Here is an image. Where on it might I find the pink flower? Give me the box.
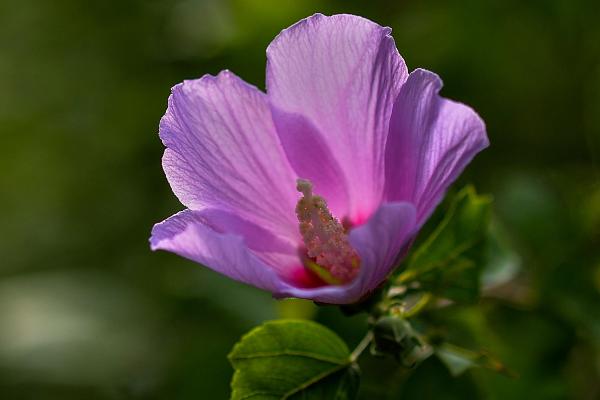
[150,14,488,304]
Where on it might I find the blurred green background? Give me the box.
[1,0,599,398]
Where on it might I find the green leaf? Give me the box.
[228,320,359,400]
[435,343,512,377]
[397,186,493,303]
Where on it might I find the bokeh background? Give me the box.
[1,0,599,398]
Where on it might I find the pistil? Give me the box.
[295,179,360,284]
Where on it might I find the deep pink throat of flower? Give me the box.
[150,13,489,304]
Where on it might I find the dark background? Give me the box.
[1,0,598,398]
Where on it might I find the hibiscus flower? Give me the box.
[151,14,488,304]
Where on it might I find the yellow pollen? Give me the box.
[295,179,360,284]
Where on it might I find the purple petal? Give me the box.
[160,70,299,241]
[277,202,417,304]
[267,14,408,223]
[384,69,489,225]
[270,107,349,217]
[150,209,298,291]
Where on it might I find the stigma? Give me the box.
[295,179,360,285]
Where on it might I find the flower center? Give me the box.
[295,179,360,285]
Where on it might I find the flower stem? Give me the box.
[350,331,373,363]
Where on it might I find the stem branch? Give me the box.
[350,331,373,363]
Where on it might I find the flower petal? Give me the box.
[276,202,416,304]
[160,70,299,240]
[267,13,408,222]
[150,209,296,292]
[346,202,417,299]
[384,69,489,225]
[270,107,349,218]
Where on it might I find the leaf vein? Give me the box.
[282,364,350,399]
[230,350,347,365]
